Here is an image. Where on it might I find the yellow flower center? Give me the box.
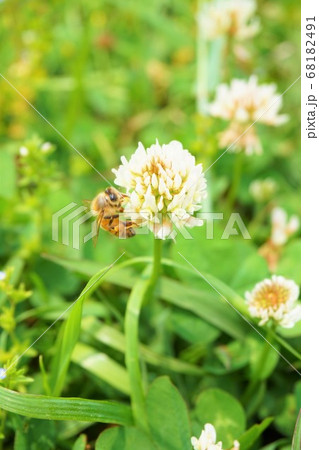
[254,284,289,310]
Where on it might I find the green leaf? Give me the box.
[238,417,273,449]
[72,434,87,450]
[146,377,192,450]
[13,418,56,450]
[159,277,247,340]
[194,388,246,448]
[230,253,270,294]
[260,439,290,450]
[205,340,250,375]
[292,411,301,450]
[71,342,130,395]
[172,228,265,289]
[95,426,157,450]
[169,310,220,345]
[0,386,133,425]
[275,394,298,437]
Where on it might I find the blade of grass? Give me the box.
[124,266,152,432]
[71,342,130,395]
[82,317,203,376]
[292,410,301,450]
[0,386,132,425]
[50,255,124,396]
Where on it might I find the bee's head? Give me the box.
[105,187,128,205]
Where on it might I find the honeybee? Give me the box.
[90,187,137,242]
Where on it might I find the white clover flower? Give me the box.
[191,423,240,450]
[0,271,6,281]
[208,76,288,155]
[191,424,222,450]
[41,142,53,153]
[271,207,299,246]
[0,368,6,380]
[19,146,29,157]
[245,275,301,328]
[198,0,259,41]
[249,178,277,203]
[112,140,207,239]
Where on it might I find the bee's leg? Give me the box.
[126,228,136,238]
[118,221,136,238]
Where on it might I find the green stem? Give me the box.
[196,19,208,114]
[223,33,233,83]
[149,238,162,289]
[227,151,244,214]
[242,329,273,405]
[269,330,301,360]
[124,238,162,431]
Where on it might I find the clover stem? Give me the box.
[227,151,244,215]
[149,238,162,289]
[124,238,162,431]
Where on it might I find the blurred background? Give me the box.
[0,0,301,261]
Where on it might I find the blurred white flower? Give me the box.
[41,142,54,153]
[245,275,300,328]
[0,271,6,281]
[0,368,6,380]
[19,146,29,157]
[208,76,288,155]
[191,423,240,450]
[198,0,259,41]
[218,124,262,156]
[249,178,277,203]
[271,207,299,246]
[112,140,207,239]
[191,424,222,450]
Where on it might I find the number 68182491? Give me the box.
[306,19,315,79]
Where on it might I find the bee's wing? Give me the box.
[93,212,103,247]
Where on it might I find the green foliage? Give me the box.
[72,434,87,450]
[95,426,156,450]
[13,418,56,450]
[146,377,192,450]
[238,417,273,449]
